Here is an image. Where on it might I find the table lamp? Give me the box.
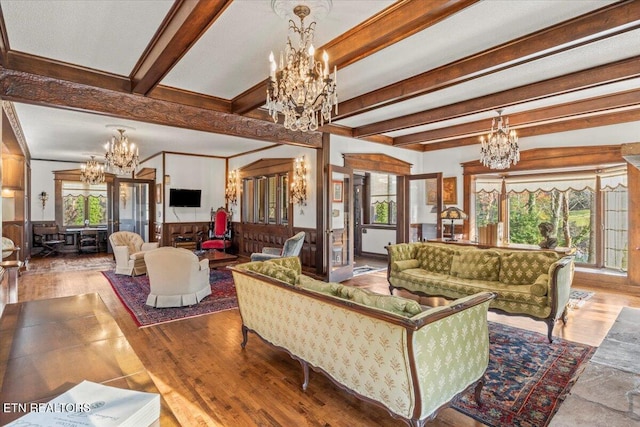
[441,207,468,241]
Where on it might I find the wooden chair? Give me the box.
[33,225,66,257]
[201,207,232,252]
[79,229,99,253]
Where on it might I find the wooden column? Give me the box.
[627,164,640,286]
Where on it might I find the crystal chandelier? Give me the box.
[267,4,338,132]
[80,156,105,185]
[104,128,139,174]
[225,169,238,206]
[480,110,520,170]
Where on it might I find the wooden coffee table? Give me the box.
[197,250,239,269]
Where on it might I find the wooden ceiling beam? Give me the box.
[0,66,322,147]
[130,0,232,95]
[355,56,640,137]
[337,0,640,121]
[395,88,640,146]
[230,0,478,115]
[421,107,640,153]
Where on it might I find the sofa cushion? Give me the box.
[499,251,559,285]
[416,244,455,274]
[451,250,500,281]
[297,275,342,295]
[391,259,420,272]
[339,286,422,317]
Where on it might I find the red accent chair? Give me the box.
[201,207,232,252]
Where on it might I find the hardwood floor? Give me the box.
[5,253,640,426]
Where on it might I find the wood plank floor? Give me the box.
[5,253,640,426]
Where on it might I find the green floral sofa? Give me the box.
[230,257,495,427]
[387,242,575,343]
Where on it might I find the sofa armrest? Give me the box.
[112,245,130,265]
[548,256,575,318]
[141,242,159,251]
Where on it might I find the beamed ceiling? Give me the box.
[0,0,638,163]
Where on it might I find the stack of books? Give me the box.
[7,380,160,427]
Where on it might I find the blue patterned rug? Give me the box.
[103,269,237,328]
[452,321,596,427]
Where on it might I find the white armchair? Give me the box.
[108,231,159,276]
[144,247,211,308]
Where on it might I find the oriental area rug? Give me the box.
[452,321,596,427]
[103,269,237,328]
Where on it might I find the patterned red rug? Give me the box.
[452,321,596,427]
[102,269,237,328]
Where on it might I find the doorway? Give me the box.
[112,179,154,241]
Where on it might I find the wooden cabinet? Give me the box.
[2,154,25,190]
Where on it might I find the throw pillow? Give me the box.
[297,275,342,295]
[530,274,549,297]
[391,259,420,272]
[243,262,298,286]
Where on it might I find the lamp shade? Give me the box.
[441,206,468,220]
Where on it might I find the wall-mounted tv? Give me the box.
[169,188,201,207]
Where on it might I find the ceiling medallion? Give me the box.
[479,110,520,170]
[104,128,139,174]
[267,1,338,132]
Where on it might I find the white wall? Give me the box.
[30,159,81,222]
[163,154,226,223]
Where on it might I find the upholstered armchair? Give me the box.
[250,231,305,262]
[144,247,211,308]
[201,207,232,252]
[109,231,159,276]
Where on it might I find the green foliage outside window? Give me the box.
[64,195,86,226]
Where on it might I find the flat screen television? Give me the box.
[169,188,201,207]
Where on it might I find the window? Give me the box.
[61,181,108,226]
[474,169,627,269]
[368,173,397,225]
[242,173,289,225]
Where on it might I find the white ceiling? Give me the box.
[0,0,636,164]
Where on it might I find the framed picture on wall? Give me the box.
[156,183,162,204]
[426,179,437,205]
[332,180,343,202]
[443,177,457,205]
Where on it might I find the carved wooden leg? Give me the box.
[300,360,310,391]
[562,306,569,323]
[546,319,555,343]
[241,325,248,349]
[388,285,394,295]
[474,379,484,407]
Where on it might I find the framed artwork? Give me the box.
[426,179,437,205]
[443,177,457,205]
[332,180,343,202]
[156,183,162,204]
